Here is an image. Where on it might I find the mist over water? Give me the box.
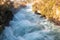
[0,4,60,40]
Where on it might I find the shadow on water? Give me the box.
[0,2,26,34]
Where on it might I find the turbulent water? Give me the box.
[0,4,60,40]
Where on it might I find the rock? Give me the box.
[0,5,13,33]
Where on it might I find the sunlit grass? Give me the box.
[32,0,60,25]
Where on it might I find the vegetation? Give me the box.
[32,0,60,25]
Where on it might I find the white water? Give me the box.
[0,4,60,40]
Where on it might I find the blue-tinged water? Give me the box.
[0,4,60,40]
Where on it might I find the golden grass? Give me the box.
[32,0,60,25]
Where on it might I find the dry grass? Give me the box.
[32,0,60,25]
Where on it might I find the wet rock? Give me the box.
[0,5,13,33]
[35,11,46,18]
[35,11,41,15]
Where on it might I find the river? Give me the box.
[0,4,60,40]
